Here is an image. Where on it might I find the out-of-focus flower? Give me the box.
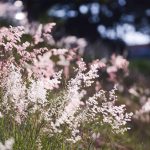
[0,138,14,150]
[0,112,3,118]
[135,98,150,115]
[57,36,87,56]
[129,87,139,97]
[111,54,129,72]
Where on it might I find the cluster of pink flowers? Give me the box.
[130,86,150,122]
[0,23,133,143]
[106,54,129,82]
[47,60,132,142]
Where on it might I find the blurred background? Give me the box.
[0,0,150,59]
[0,0,150,149]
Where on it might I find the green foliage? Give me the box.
[130,60,150,76]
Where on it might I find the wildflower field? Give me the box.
[0,23,150,150]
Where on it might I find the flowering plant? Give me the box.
[0,23,133,149]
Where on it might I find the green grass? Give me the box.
[0,113,148,150]
[130,59,150,75]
